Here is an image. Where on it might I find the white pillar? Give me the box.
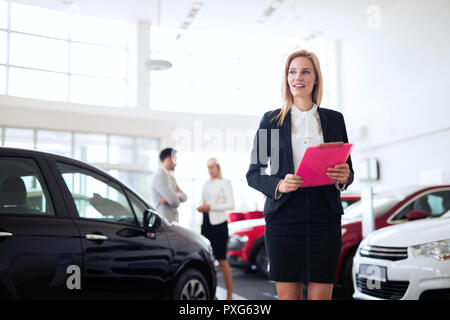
[361,186,375,238]
[137,20,151,110]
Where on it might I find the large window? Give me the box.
[149,27,338,116]
[0,1,136,107]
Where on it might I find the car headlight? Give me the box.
[207,244,215,261]
[341,228,347,236]
[227,234,249,251]
[411,238,450,261]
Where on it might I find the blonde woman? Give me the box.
[246,50,354,300]
[197,157,234,300]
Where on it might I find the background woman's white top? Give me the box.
[201,178,235,225]
[290,103,324,171]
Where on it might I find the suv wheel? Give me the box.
[173,269,209,300]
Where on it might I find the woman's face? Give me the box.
[207,163,219,179]
[287,56,316,100]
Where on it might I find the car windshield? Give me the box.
[343,192,405,220]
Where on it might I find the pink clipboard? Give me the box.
[295,142,354,188]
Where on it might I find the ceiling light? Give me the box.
[257,0,285,23]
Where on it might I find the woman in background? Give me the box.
[197,157,234,300]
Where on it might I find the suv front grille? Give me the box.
[356,275,409,299]
[359,245,408,261]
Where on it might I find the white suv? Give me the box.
[353,212,450,300]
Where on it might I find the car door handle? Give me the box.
[85,234,108,241]
[0,232,13,237]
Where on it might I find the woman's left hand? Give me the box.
[327,163,350,184]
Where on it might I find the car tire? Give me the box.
[342,248,357,298]
[255,245,269,279]
[173,269,210,300]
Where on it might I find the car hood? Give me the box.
[228,218,265,234]
[366,217,450,247]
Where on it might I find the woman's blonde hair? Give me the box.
[207,157,223,179]
[272,49,323,126]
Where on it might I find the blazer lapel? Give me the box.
[280,111,295,174]
[317,107,330,142]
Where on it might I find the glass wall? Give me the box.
[0,1,136,107]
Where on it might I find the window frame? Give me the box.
[124,188,154,228]
[0,154,62,218]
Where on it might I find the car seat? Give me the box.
[413,196,432,216]
[0,176,36,214]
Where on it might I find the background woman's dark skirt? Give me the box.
[201,212,229,260]
[265,186,342,283]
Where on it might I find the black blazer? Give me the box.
[246,107,354,216]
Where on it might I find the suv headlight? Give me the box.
[411,238,450,261]
[227,234,249,251]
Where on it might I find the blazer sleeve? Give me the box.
[175,183,187,203]
[338,112,354,190]
[246,112,283,199]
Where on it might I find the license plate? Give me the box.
[358,264,387,283]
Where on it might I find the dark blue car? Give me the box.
[0,147,216,300]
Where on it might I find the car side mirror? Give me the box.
[143,209,161,238]
[406,209,427,221]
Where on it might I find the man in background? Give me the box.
[150,148,187,222]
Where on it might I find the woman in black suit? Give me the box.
[246,49,354,300]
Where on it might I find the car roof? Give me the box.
[373,184,450,196]
[1,147,90,166]
[0,146,120,177]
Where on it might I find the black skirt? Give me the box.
[265,186,342,284]
[201,213,229,260]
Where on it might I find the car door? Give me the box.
[0,154,82,299]
[53,161,172,299]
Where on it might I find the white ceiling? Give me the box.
[12,0,401,40]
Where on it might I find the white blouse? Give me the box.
[290,103,324,171]
[274,104,345,199]
[201,178,235,225]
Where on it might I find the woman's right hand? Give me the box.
[277,174,304,194]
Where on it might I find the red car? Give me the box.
[227,185,450,297]
[227,194,361,278]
